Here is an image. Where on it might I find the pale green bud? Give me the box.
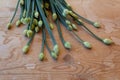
[16,20,21,27]
[51,51,57,60]
[23,10,26,18]
[39,52,44,61]
[50,23,54,30]
[20,0,24,5]
[20,18,24,23]
[65,20,71,25]
[27,30,33,38]
[7,23,12,29]
[34,11,39,18]
[68,25,73,31]
[45,3,49,9]
[30,24,35,30]
[52,13,57,21]
[33,19,38,25]
[62,9,69,17]
[53,45,59,55]
[64,42,71,49]
[103,38,113,45]
[38,20,43,28]
[35,26,40,33]
[22,45,29,54]
[72,24,77,30]
[23,29,28,36]
[83,42,92,49]
[93,22,101,28]
[23,17,31,24]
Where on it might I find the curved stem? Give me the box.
[10,0,20,23]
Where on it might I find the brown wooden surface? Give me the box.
[0,0,120,80]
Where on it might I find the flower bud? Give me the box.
[35,26,40,33]
[78,19,83,24]
[83,41,92,49]
[50,23,54,30]
[33,19,38,25]
[39,52,44,61]
[45,3,49,9]
[20,18,24,23]
[38,20,43,28]
[93,22,100,28]
[62,9,69,17]
[34,11,39,18]
[53,45,59,55]
[23,10,26,18]
[31,24,35,30]
[68,25,73,31]
[67,3,72,9]
[23,29,28,36]
[103,38,113,45]
[20,0,24,5]
[16,20,21,27]
[72,24,77,30]
[65,20,71,25]
[22,45,29,54]
[52,13,57,21]
[7,23,12,29]
[51,51,57,60]
[64,42,71,49]
[23,17,31,24]
[27,30,33,38]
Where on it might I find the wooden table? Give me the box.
[0,0,120,80]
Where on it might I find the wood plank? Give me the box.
[0,0,120,80]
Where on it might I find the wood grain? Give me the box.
[0,0,120,80]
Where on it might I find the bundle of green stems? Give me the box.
[7,0,113,61]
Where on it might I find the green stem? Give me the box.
[36,0,57,45]
[10,0,20,23]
